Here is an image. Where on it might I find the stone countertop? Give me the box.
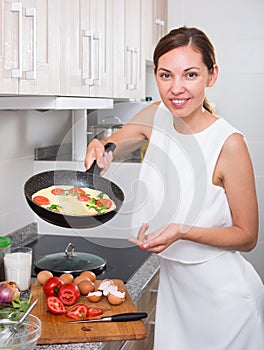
[35,253,160,350]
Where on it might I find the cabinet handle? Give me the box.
[151,289,158,294]
[126,46,134,90]
[11,2,22,78]
[133,48,138,90]
[155,18,164,41]
[82,30,94,86]
[25,8,36,80]
[93,33,102,86]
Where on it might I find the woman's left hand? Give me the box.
[129,223,183,253]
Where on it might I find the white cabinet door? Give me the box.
[19,0,60,95]
[59,0,81,96]
[60,0,112,97]
[144,0,168,62]
[87,0,113,97]
[112,0,145,100]
[0,1,20,93]
[0,0,60,95]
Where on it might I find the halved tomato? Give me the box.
[57,283,80,306]
[65,303,90,320]
[33,196,50,206]
[46,296,66,315]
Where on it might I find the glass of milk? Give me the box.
[3,247,32,291]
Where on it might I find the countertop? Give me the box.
[6,225,160,349]
[35,250,160,350]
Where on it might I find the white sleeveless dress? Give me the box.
[131,103,264,350]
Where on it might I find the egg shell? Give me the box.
[86,291,103,302]
[107,291,126,305]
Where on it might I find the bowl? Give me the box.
[0,314,41,349]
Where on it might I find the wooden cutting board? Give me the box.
[30,280,147,344]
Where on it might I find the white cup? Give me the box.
[3,247,32,291]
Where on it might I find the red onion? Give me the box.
[0,281,20,304]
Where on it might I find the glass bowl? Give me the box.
[0,314,41,349]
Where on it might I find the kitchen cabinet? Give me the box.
[60,0,113,97]
[0,0,149,100]
[121,272,159,350]
[144,0,168,62]
[112,0,145,100]
[102,271,159,350]
[0,0,60,95]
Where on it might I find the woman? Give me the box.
[85,27,264,349]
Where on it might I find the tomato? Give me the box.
[65,303,90,320]
[69,187,86,196]
[88,307,103,318]
[58,283,80,306]
[43,277,64,297]
[97,198,112,209]
[33,196,50,206]
[51,188,65,195]
[77,195,91,202]
[46,296,66,315]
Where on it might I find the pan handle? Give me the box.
[86,142,116,175]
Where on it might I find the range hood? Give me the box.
[0,96,113,110]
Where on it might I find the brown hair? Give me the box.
[153,26,216,114]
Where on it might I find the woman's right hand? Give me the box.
[84,139,113,175]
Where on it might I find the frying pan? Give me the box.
[24,143,124,228]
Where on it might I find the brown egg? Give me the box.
[86,291,103,303]
[80,270,96,282]
[107,291,126,305]
[78,279,95,295]
[37,270,53,285]
[59,273,74,284]
[73,275,90,285]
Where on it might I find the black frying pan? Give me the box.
[24,143,124,229]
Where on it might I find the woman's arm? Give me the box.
[84,103,158,171]
[129,133,258,253]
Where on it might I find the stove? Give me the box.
[27,234,151,283]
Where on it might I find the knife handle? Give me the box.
[110,312,148,322]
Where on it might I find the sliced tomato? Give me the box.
[57,283,80,306]
[33,196,50,206]
[69,187,86,196]
[46,296,66,315]
[43,277,64,297]
[77,194,91,202]
[88,307,103,317]
[96,198,112,209]
[51,188,65,195]
[65,303,90,320]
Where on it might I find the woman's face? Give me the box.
[155,46,217,119]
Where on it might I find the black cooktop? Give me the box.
[27,234,151,283]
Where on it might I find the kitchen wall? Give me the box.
[0,109,72,234]
[167,0,264,279]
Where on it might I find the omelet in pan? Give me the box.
[32,185,115,216]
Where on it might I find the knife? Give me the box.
[64,312,148,324]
